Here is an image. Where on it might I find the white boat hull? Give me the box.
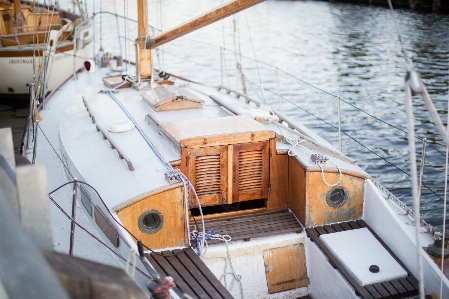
[0,24,93,97]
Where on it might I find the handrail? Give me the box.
[217,85,260,107]
[82,96,134,171]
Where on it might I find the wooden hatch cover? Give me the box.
[141,84,204,111]
[263,244,309,294]
[164,115,275,148]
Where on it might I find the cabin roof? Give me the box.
[59,74,367,208]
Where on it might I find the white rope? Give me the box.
[180,176,191,243]
[317,161,342,187]
[285,136,306,156]
[284,135,312,157]
[202,234,244,298]
[285,135,341,186]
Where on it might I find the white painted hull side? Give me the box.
[0,44,92,95]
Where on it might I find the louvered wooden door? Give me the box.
[232,142,269,202]
[186,146,228,207]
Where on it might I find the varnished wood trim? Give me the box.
[148,0,264,49]
[227,145,233,205]
[190,207,268,221]
[169,159,181,167]
[0,43,73,57]
[180,131,275,148]
[113,182,183,212]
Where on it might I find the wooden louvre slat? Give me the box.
[183,145,228,207]
[195,154,221,197]
[239,149,263,191]
[233,141,269,202]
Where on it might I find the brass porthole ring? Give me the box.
[326,186,348,208]
[138,209,164,234]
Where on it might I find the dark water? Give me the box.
[1,1,448,228]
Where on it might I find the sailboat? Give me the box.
[0,0,92,98]
[6,0,449,298]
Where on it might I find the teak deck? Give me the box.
[145,248,233,299]
[306,220,419,299]
[192,209,303,245]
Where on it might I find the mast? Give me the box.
[137,0,152,78]
[135,0,264,79]
[13,0,25,33]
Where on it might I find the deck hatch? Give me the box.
[306,220,419,299]
[320,227,407,286]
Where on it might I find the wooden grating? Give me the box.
[195,154,221,197]
[145,248,233,299]
[306,220,419,299]
[238,150,263,191]
[191,209,302,245]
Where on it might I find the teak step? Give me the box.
[145,248,233,299]
[306,220,419,299]
[192,209,302,246]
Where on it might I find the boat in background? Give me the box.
[0,0,92,99]
[4,0,449,298]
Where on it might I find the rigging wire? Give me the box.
[440,89,449,299]
[243,11,265,103]
[164,35,447,155]
[48,192,153,280]
[405,82,425,299]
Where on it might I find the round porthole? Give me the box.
[138,209,164,234]
[326,186,348,208]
